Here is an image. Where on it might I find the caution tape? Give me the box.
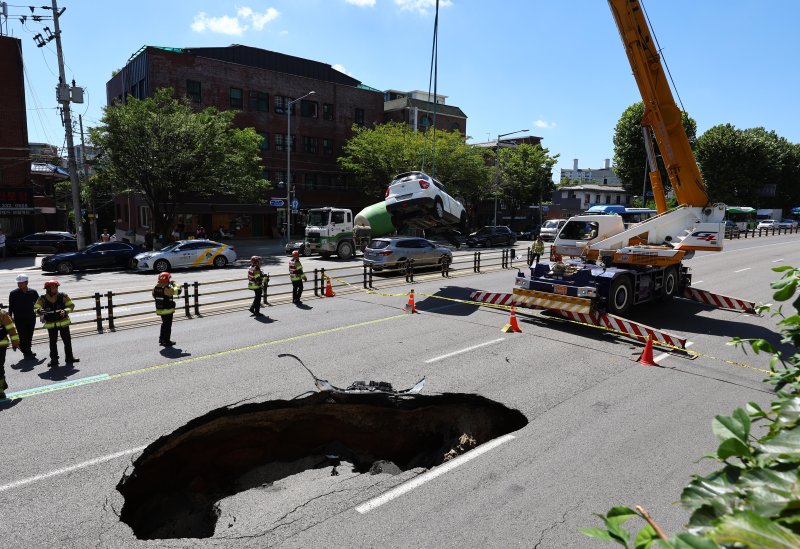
[335,276,774,377]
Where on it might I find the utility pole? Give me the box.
[50,0,85,248]
[79,115,97,243]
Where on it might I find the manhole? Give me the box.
[117,388,527,539]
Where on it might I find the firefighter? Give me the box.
[289,250,307,304]
[531,235,545,265]
[153,272,181,346]
[8,273,39,360]
[248,256,265,316]
[34,280,78,368]
[0,306,20,399]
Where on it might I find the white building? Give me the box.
[560,158,620,186]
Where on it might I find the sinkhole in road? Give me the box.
[117,391,527,540]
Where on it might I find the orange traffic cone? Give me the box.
[501,305,522,333]
[637,335,657,366]
[404,289,417,314]
[324,276,336,297]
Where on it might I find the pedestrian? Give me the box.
[0,227,6,260]
[0,306,20,399]
[153,272,181,346]
[34,280,78,368]
[531,235,545,265]
[144,229,154,251]
[196,225,206,240]
[289,250,307,304]
[101,228,111,242]
[8,273,39,360]
[247,256,265,316]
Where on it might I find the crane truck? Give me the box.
[472,0,755,347]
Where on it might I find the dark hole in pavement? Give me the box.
[117,391,527,539]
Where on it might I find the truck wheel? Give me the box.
[661,266,678,301]
[434,197,444,219]
[337,241,354,260]
[608,276,633,315]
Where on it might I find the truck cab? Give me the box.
[552,215,625,259]
[304,207,356,259]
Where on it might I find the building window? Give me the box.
[305,173,317,190]
[595,194,601,203]
[275,134,287,152]
[450,122,461,132]
[615,195,621,204]
[249,91,268,112]
[355,108,365,126]
[301,100,318,118]
[419,115,432,130]
[322,138,333,156]
[323,103,334,121]
[186,80,201,103]
[138,205,152,229]
[230,87,243,109]
[275,95,295,115]
[605,195,611,204]
[303,136,318,154]
[257,132,269,151]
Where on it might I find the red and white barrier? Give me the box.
[683,287,756,314]
[469,290,515,307]
[546,310,687,350]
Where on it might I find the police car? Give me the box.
[133,240,237,272]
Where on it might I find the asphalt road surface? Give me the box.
[0,234,797,548]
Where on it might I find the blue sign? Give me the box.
[270,199,285,207]
[542,206,549,212]
[291,198,300,210]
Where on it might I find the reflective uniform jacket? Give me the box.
[153,282,181,316]
[34,292,74,329]
[0,309,20,348]
[533,240,545,255]
[289,258,305,282]
[247,265,264,290]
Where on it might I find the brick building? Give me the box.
[106,45,385,241]
[0,36,36,237]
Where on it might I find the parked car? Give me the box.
[465,226,516,247]
[41,241,143,274]
[515,229,533,241]
[363,237,452,275]
[384,171,467,231]
[539,219,567,241]
[284,240,308,256]
[724,220,741,238]
[8,231,77,255]
[757,219,777,230]
[133,239,237,272]
[778,219,798,229]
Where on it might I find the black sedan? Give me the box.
[9,231,77,255]
[41,242,143,274]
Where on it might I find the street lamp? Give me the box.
[286,90,315,244]
[493,128,528,226]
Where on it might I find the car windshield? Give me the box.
[542,221,559,229]
[307,210,329,226]
[159,242,180,252]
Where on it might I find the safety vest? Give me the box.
[0,310,19,348]
[247,266,264,290]
[289,258,304,282]
[153,283,180,316]
[34,292,74,329]
[533,240,545,254]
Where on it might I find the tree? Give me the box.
[338,122,489,199]
[89,88,267,240]
[612,102,697,196]
[497,144,558,225]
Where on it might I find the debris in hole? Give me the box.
[443,433,478,461]
[369,460,402,475]
[278,353,425,395]
[117,390,527,540]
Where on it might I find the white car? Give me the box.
[134,239,237,272]
[756,219,777,230]
[385,171,466,231]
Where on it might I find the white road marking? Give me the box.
[692,280,703,285]
[355,434,515,514]
[654,340,693,363]
[0,446,147,493]
[772,259,784,263]
[734,268,751,273]
[424,338,506,364]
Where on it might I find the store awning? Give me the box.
[726,206,756,214]
[792,207,800,215]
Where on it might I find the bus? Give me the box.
[585,205,657,228]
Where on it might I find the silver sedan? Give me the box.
[362,237,452,275]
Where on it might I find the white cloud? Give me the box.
[191,7,280,35]
[534,119,556,129]
[332,63,353,76]
[345,0,376,6]
[395,0,453,16]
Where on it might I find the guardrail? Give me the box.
[726,225,800,239]
[13,246,527,342]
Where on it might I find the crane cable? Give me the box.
[640,0,686,114]
[420,0,440,176]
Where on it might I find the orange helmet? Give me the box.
[291,250,299,257]
[158,272,171,283]
[44,279,60,289]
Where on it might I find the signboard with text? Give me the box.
[0,188,35,216]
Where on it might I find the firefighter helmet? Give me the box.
[44,279,60,289]
[158,272,172,283]
[291,250,300,257]
[250,255,261,264]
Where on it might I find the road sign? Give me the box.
[270,199,285,207]
[542,206,549,212]
[291,198,300,210]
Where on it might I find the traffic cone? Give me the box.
[501,305,522,333]
[324,276,336,297]
[637,335,657,366]
[404,289,417,314]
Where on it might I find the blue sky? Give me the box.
[6,0,800,179]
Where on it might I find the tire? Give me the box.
[153,259,171,272]
[433,197,444,220]
[127,258,138,270]
[213,255,228,268]
[661,266,678,301]
[337,240,354,260]
[56,261,73,275]
[608,276,633,315]
[396,258,408,276]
